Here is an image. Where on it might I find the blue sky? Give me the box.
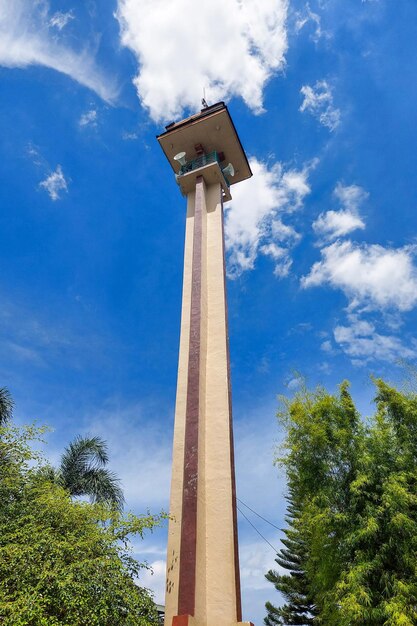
[1,0,417,622]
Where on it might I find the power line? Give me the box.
[237,498,281,532]
[237,505,278,553]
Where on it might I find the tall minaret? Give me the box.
[157,102,253,626]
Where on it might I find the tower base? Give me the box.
[172,616,254,626]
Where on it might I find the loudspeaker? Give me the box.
[222,162,235,178]
[173,151,187,166]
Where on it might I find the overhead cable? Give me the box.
[237,505,279,553]
[237,498,281,532]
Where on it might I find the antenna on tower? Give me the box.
[201,87,208,109]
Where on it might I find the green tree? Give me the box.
[265,490,316,626]
[0,386,13,426]
[0,420,162,626]
[0,387,14,467]
[56,434,125,509]
[334,380,417,625]
[0,387,123,508]
[269,378,417,626]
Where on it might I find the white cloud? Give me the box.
[307,182,414,364]
[138,559,166,604]
[313,183,368,242]
[318,361,332,375]
[313,210,365,240]
[0,297,93,374]
[300,80,340,131]
[334,315,417,363]
[225,157,314,277]
[260,243,287,261]
[0,0,117,102]
[79,109,98,127]
[122,131,139,141]
[39,165,68,200]
[2,340,45,365]
[320,339,333,353]
[334,182,368,212]
[26,142,46,168]
[239,540,278,592]
[295,2,329,42]
[84,404,172,511]
[302,240,417,312]
[116,0,288,121]
[273,257,293,278]
[272,219,301,242]
[49,10,74,31]
[287,376,302,389]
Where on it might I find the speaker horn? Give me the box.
[173,151,187,166]
[222,162,235,178]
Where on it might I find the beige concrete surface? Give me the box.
[165,176,241,626]
[164,190,195,622]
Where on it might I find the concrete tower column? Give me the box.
[157,102,253,626]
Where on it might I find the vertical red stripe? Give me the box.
[178,176,204,616]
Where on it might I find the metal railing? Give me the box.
[178,151,230,187]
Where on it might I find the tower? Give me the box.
[158,102,252,626]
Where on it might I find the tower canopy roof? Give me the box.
[157,102,252,186]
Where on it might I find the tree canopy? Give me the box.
[0,405,162,625]
[0,386,13,426]
[266,378,417,626]
[54,434,124,509]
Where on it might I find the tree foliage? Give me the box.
[267,379,417,626]
[0,386,13,426]
[56,434,124,509]
[0,412,162,625]
[265,490,317,625]
[1,386,124,509]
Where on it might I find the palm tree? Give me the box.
[57,435,124,510]
[0,387,13,426]
[0,387,124,509]
[0,387,14,467]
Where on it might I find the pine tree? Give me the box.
[265,493,317,626]
[266,381,361,625]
